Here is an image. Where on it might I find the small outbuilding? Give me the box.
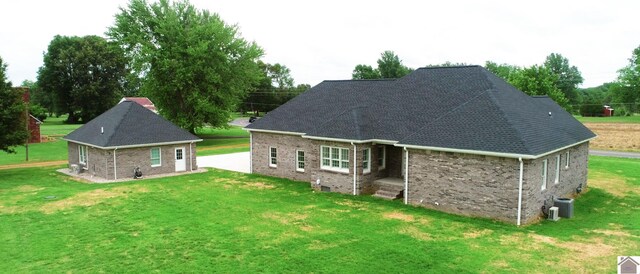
[64,101,201,180]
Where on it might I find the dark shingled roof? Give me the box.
[246,66,595,156]
[64,101,200,148]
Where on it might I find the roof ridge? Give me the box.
[105,102,134,146]
[415,65,481,70]
[322,79,397,83]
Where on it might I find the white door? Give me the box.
[175,147,186,172]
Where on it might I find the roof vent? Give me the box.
[548,112,552,117]
[101,127,104,134]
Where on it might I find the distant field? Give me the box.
[575,115,640,123]
[585,123,640,152]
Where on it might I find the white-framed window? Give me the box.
[321,145,349,172]
[541,159,548,191]
[565,151,570,169]
[269,147,277,167]
[363,148,371,174]
[296,150,305,172]
[151,147,161,167]
[554,154,560,184]
[377,146,386,170]
[79,145,88,165]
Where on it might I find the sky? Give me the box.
[1,0,639,88]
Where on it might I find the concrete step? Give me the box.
[373,189,403,200]
[378,184,404,193]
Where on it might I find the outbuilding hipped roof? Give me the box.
[64,101,200,148]
[246,66,595,157]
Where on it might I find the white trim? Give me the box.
[565,151,570,169]
[352,143,357,195]
[541,159,548,191]
[174,147,186,172]
[554,154,560,184]
[396,137,595,160]
[404,147,409,205]
[296,150,305,172]
[113,148,118,180]
[517,157,523,226]
[362,148,371,174]
[63,138,203,150]
[243,128,304,136]
[150,147,162,167]
[269,147,277,167]
[79,145,88,166]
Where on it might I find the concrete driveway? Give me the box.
[197,152,250,173]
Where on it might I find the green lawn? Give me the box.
[196,126,249,137]
[0,140,67,165]
[39,115,82,136]
[1,156,638,272]
[574,115,640,123]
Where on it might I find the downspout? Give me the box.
[404,147,409,205]
[249,132,253,174]
[189,142,193,172]
[113,148,118,180]
[351,142,357,195]
[517,157,524,226]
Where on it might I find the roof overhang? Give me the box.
[62,138,203,150]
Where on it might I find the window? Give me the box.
[541,159,548,191]
[269,147,277,167]
[565,151,570,169]
[363,148,371,174]
[321,145,349,172]
[554,155,560,184]
[377,146,386,170]
[79,145,87,165]
[151,147,161,167]
[296,150,305,172]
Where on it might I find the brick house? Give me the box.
[63,101,201,180]
[245,66,596,225]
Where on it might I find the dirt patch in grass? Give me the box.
[41,186,149,214]
[463,228,493,239]
[589,229,637,238]
[584,123,640,152]
[589,171,640,197]
[13,185,45,193]
[399,226,431,241]
[262,212,308,225]
[308,239,358,250]
[241,182,275,190]
[334,200,370,210]
[383,211,415,222]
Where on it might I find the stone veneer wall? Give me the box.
[407,149,520,223]
[67,142,197,180]
[520,142,589,224]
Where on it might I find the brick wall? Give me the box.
[520,142,589,224]
[407,149,520,223]
[67,142,198,180]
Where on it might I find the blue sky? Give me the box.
[1,0,639,88]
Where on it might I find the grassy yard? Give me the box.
[575,115,640,123]
[1,156,638,272]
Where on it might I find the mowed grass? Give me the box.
[1,156,638,272]
[575,115,640,123]
[40,115,82,137]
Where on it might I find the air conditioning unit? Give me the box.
[548,206,560,221]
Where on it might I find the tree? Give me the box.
[0,56,28,153]
[351,50,412,80]
[352,64,380,80]
[377,50,412,78]
[544,53,583,106]
[485,61,570,110]
[108,0,263,133]
[613,45,640,114]
[37,35,127,123]
[241,61,308,114]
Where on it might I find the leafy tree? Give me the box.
[108,0,263,133]
[425,61,469,67]
[544,53,583,105]
[351,50,412,80]
[241,61,308,114]
[485,61,570,110]
[613,45,640,114]
[377,50,412,78]
[0,56,28,153]
[352,64,380,80]
[21,80,52,119]
[37,35,127,123]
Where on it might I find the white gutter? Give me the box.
[113,148,117,180]
[243,128,304,136]
[517,157,524,226]
[396,137,595,160]
[249,132,253,174]
[62,139,203,150]
[351,142,357,195]
[404,147,409,204]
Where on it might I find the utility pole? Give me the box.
[24,87,29,161]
